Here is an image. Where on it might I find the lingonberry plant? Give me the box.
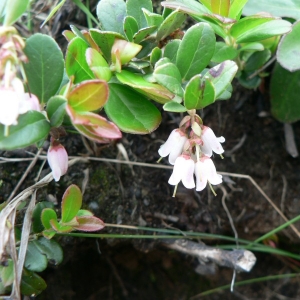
[0,0,296,297]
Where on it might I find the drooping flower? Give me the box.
[158,129,188,165]
[194,156,222,191]
[200,126,225,157]
[168,155,195,189]
[47,139,68,182]
[0,78,40,126]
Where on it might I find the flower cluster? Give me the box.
[0,26,40,130]
[158,110,224,195]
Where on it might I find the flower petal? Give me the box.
[168,156,186,185]
[0,90,20,125]
[201,126,225,156]
[181,158,195,189]
[202,157,222,185]
[194,161,208,191]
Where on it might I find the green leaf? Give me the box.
[150,47,162,66]
[184,75,215,109]
[133,26,157,43]
[70,25,90,45]
[271,63,300,123]
[163,39,181,63]
[116,70,174,104]
[0,111,50,150]
[89,29,125,62]
[176,23,216,81]
[277,20,300,72]
[238,71,261,89]
[0,259,14,287]
[65,37,95,84]
[96,0,126,35]
[244,49,271,72]
[217,83,232,100]
[154,62,183,97]
[230,16,292,43]
[163,101,187,112]
[142,8,164,27]
[126,0,153,28]
[211,0,230,17]
[46,96,67,127]
[32,202,55,233]
[74,216,105,231]
[3,0,29,25]
[24,34,64,103]
[161,0,210,16]
[33,237,63,265]
[41,208,58,230]
[123,16,139,41]
[68,80,109,112]
[61,184,82,223]
[21,269,47,296]
[50,219,73,233]
[239,42,264,52]
[204,60,238,99]
[86,48,112,81]
[77,209,93,217]
[105,83,162,133]
[211,42,238,63]
[25,242,48,272]
[228,0,248,20]
[243,0,300,20]
[156,9,186,41]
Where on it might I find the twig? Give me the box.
[161,239,256,272]
[7,148,43,202]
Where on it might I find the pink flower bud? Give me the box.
[47,141,68,181]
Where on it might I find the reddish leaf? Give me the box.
[61,184,82,223]
[73,216,105,232]
[66,105,122,141]
[68,80,109,112]
[50,219,73,233]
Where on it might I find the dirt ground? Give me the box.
[1,0,300,299]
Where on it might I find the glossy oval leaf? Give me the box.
[46,95,67,127]
[89,29,125,62]
[67,106,122,141]
[277,20,300,72]
[124,16,139,41]
[65,37,95,84]
[21,269,47,296]
[74,216,105,232]
[230,17,292,43]
[154,62,183,97]
[126,0,153,28]
[41,208,58,230]
[163,39,181,63]
[205,60,238,99]
[156,9,186,41]
[0,111,50,150]
[133,26,157,43]
[228,0,248,20]
[176,23,216,81]
[211,42,238,63]
[211,0,230,17]
[142,8,164,27]
[68,80,109,112]
[96,0,126,35]
[61,184,82,223]
[25,242,48,272]
[271,63,300,123]
[184,75,215,109]
[3,0,29,26]
[243,0,300,20]
[105,83,162,134]
[116,70,174,104]
[24,34,64,103]
[32,202,55,233]
[244,49,271,72]
[163,101,187,112]
[150,47,162,66]
[33,237,63,265]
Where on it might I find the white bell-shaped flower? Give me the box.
[201,126,225,157]
[194,156,222,191]
[47,141,68,182]
[168,155,195,189]
[158,129,188,165]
